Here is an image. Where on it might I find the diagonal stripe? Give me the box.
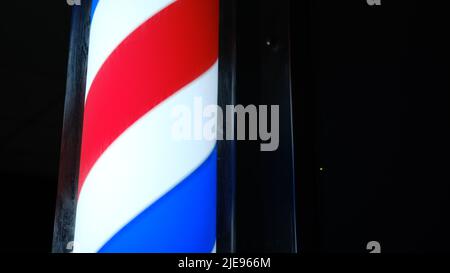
[74,62,218,253]
[79,0,219,192]
[98,147,217,253]
[86,0,175,97]
[90,0,99,19]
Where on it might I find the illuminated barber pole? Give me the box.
[73,0,218,253]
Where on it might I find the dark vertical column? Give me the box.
[52,2,91,253]
[235,0,297,253]
[217,0,238,253]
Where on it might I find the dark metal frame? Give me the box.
[52,2,91,253]
[233,0,297,253]
[217,0,238,253]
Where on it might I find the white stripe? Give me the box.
[86,0,176,100]
[74,62,218,253]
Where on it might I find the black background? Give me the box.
[0,0,450,253]
[292,0,450,252]
[0,2,70,252]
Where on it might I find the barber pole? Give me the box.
[73,0,218,253]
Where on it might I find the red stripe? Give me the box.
[78,0,219,193]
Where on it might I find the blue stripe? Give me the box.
[91,0,99,19]
[98,148,217,253]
